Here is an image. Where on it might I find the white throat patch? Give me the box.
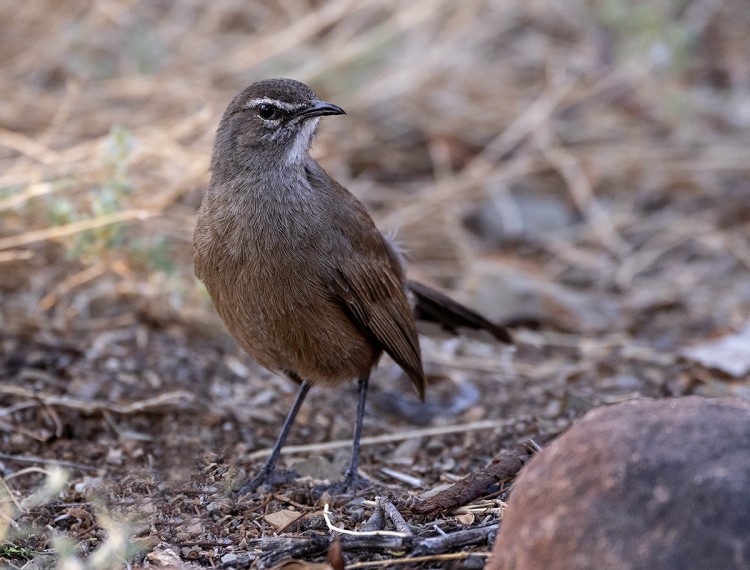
[285,118,318,166]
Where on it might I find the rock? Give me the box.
[488,397,750,570]
[220,553,238,565]
[457,261,620,333]
[464,192,577,243]
[146,546,201,567]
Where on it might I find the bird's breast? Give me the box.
[194,181,376,384]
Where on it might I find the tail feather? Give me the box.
[407,280,513,344]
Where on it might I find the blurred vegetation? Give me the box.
[47,127,132,260]
[598,0,693,72]
[2,1,748,294]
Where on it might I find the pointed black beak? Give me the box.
[293,99,346,120]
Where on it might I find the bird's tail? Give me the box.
[407,280,513,344]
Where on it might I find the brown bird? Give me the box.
[193,78,512,493]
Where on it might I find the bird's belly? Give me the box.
[210,268,378,385]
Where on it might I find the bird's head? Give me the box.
[212,78,346,174]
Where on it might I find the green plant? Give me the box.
[597,0,693,74]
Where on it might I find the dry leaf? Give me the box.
[264,509,302,531]
[456,512,475,525]
[327,535,345,570]
[682,323,750,377]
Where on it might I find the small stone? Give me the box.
[146,547,184,567]
[206,498,232,514]
[185,520,204,535]
[221,553,238,564]
[105,447,123,465]
[302,512,329,531]
[457,261,621,333]
[461,554,488,569]
[425,439,444,456]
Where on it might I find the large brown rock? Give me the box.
[489,397,750,570]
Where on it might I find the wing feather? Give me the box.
[326,260,425,400]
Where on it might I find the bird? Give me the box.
[193,78,512,494]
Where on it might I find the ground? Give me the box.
[1,1,750,568]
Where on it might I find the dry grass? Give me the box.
[2,0,750,567]
[3,1,749,292]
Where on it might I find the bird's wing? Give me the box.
[306,160,425,398]
[326,252,425,400]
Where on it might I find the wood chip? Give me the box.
[265,509,303,532]
[456,512,475,525]
[412,455,526,515]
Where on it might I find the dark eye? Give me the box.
[257,104,280,120]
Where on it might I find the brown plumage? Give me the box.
[193,78,512,493]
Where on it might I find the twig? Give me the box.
[3,466,54,482]
[468,73,577,166]
[378,467,423,488]
[0,453,97,472]
[359,505,385,533]
[524,439,543,454]
[0,475,25,514]
[412,455,526,515]
[323,503,409,539]
[544,146,629,257]
[410,524,498,557]
[252,525,498,569]
[0,209,155,251]
[376,496,412,535]
[0,384,195,414]
[0,128,60,164]
[37,263,107,311]
[41,400,63,438]
[0,417,49,442]
[347,551,492,568]
[248,419,513,459]
[0,250,33,263]
[224,0,364,70]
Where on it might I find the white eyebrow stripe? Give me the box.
[242,98,306,113]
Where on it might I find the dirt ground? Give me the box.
[2,1,750,568]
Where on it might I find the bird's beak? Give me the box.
[293,99,346,120]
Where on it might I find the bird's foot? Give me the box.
[238,468,298,495]
[312,468,370,499]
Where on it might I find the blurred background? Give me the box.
[2,0,750,342]
[2,0,750,564]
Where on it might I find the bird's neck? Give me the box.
[207,155,324,247]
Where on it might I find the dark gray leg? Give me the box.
[339,372,370,490]
[239,380,312,494]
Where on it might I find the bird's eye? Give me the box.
[257,104,280,120]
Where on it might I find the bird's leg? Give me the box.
[312,372,371,498]
[239,380,312,494]
[337,371,371,492]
